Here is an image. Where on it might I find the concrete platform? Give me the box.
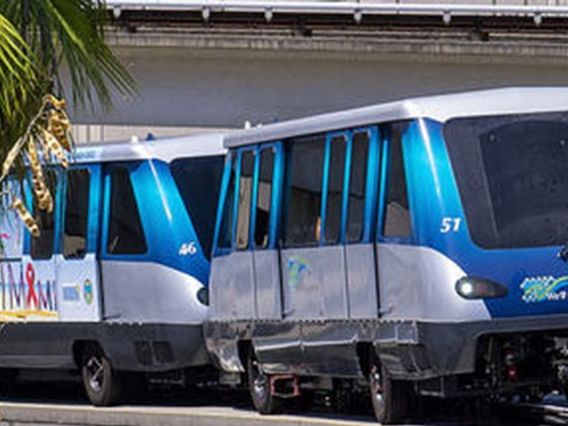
[0,402,378,426]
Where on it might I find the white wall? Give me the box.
[72,45,568,130]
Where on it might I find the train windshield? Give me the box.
[444,111,568,249]
[170,155,224,260]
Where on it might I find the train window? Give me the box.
[284,135,325,247]
[383,123,411,238]
[31,170,56,260]
[236,151,255,250]
[63,169,90,259]
[445,111,568,248]
[218,155,236,250]
[324,135,346,244]
[346,132,370,242]
[170,156,224,260]
[254,148,274,249]
[107,167,147,255]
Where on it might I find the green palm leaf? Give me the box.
[0,0,136,110]
[0,13,36,126]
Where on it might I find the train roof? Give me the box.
[73,132,226,164]
[224,87,568,148]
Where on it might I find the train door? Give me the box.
[21,170,60,320]
[344,127,381,319]
[0,180,25,316]
[279,132,349,320]
[375,122,414,318]
[212,145,282,321]
[99,163,149,322]
[230,149,257,319]
[55,165,102,321]
[252,144,282,319]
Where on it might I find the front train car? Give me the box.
[394,88,568,400]
[205,87,568,423]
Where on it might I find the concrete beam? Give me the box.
[107,29,568,65]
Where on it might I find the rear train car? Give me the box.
[0,133,224,405]
[204,87,568,423]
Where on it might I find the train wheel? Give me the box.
[369,360,413,424]
[81,346,122,406]
[247,350,281,414]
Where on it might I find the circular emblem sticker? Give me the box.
[83,279,93,305]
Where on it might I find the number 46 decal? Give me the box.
[179,242,197,256]
[440,217,461,233]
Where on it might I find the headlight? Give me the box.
[197,287,209,306]
[455,276,508,300]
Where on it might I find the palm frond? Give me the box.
[0,13,37,126]
[0,0,136,111]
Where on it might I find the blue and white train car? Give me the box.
[205,87,568,423]
[0,133,225,405]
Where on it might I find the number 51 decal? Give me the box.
[440,217,461,233]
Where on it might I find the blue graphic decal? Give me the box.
[520,276,568,303]
[287,257,311,288]
[63,285,80,302]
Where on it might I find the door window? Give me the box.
[63,169,90,259]
[284,135,325,247]
[107,167,147,255]
[324,135,347,244]
[31,170,57,260]
[236,151,255,250]
[382,123,412,238]
[254,148,274,249]
[346,131,370,243]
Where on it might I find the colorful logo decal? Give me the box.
[520,275,568,303]
[0,262,57,317]
[83,279,93,305]
[62,285,80,302]
[287,256,311,288]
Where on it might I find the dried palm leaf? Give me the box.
[39,128,68,168]
[1,138,23,182]
[27,138,52,213]
[11,197,39,238]
[47,109,72,152]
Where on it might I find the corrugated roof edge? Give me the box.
[224,87,568,148]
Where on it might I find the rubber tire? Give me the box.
[247,350,281,414]
[369,362,414,424]
[0,369,15,397]
[81,346,122,407]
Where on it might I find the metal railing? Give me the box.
[105,0,568,25]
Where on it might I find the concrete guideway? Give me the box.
[0,402,376,426]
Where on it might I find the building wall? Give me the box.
[72,43,568,138]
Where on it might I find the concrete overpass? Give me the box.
[73,0,568,141]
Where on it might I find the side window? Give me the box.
[236,151,255,250]
[170,156,224,260]
[63,169,90,259]
[284,135,325,247]
[254,148,274,248]
[31,170,57,260]
[346,131,370,242]
[218,154,236,249]
[382,123,411,238]
[107,167,147,255]
[324,135,347,244]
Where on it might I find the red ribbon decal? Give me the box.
[25,263,38,309]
